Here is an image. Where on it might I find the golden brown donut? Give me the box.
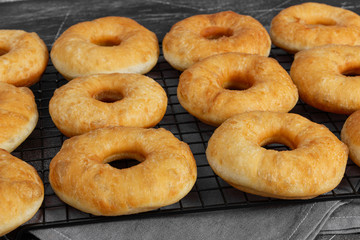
[290,44,360,114]
[0,82,38,152]
[0,149,44,236]
[341,110,360,167]
[163,11,271,71]
[49,126,197,216]
[49,73,167,137]
[206,111,348,199]
[270,2,360,53]
[0,30,48,86]
[50,16,159,80]
[177,52,298,126]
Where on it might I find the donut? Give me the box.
[0,30,48,86]
[49,73,167,137]
[0,149,44,236]
[49,126,197,216]
[177,52,298,126]
[290,44,360,114]
[50,16,159,80]
[206,111,348,199]
[341,110,360,167]
[0,82,38,152]
[270,2,360,53]
[162,11,271,71]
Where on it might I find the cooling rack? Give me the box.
[4,45,360,240]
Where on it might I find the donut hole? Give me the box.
[341,67,360,77]
[262,143,292,151]
[222,76,253,91]
[105,152,145,169]
[92,37,122,47]
[304,17,337,27]
[0,48,9,56]
[108,159,140,169]
[200,26,233,40]
[260,136,295,151]
[94,90,123,103]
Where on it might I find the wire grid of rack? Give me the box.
[6,44,360,239]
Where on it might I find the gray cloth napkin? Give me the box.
[31,199,355,240]
[320,199,360,236]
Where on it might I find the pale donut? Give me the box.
[0,82,38,152]
[177,52,298,126]
[0,149,44,236]
[163,11,271,71]
[49,73,167,137]
[290,44,360,114]
[206,111,348,199]
[341,110,360,167]
[50,16,159,80]
[49,126,197,216]
[270,2,360,53]
[0,30,48,86]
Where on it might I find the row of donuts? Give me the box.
[0,32,46,236]
[2,2,360,87]
[1,1,360,236]
[0,30,47,236]
[47,15,198,219]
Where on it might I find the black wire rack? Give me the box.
[5,44,360,240]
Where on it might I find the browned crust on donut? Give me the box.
[177,52,298,126]
[0,82,38,152]
[341,110,360,167]
[49,73,167,137]
[290,44,360,114]
[0,149,44,236]
[50,16,159,80]
[227,183,318,200]
[206,111,348,199]
[270,2,360,53]
[163,11,271,71]
[49,126,197,216]
[0,30,48,87]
